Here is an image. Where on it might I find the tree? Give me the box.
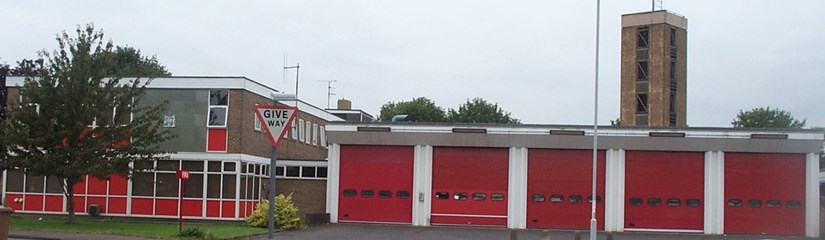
[0,24,173,223]
[731,107,806,129]
[9,46,170,77]
[378,97,446,122]
[447,98,521,124]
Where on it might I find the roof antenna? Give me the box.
[318,80,337,109]
[652,0,663,11]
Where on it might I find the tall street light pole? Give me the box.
[590,1,601,240]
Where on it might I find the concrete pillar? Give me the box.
[703,151,724,235]
[806,152,820,238]
[325,144,341,223]
[412,145,433,226]
[507,147,528,229]
[604,149,625,232]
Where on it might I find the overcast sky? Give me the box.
[3,1,824,127]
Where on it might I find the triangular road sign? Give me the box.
[254,105,298,148]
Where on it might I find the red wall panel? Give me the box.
[155,199,178,216]
[338,145,414,224]
[724,153,805,236]
[527,149,605,230]
[44,195,63,212]
[86,196,107,213]
[206,200,220,217]
[207,129,228,152]
[431,147,508,227]
[108,197,127,214]
[72,177,87,194]
[108,174,128,196]
[87,177,108,195]
[23,195,44,211]
[72,197,86,213]
[624,151,704,230]
[131,198,153,215]
[181,199,203,217]
[221,201,235,218]
[5,194,23,210]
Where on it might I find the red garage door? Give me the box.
[724,153,805,236]
[338,145,414,224]
[527,149,605,230]
[431,147,509,227]
[625,151,704,231]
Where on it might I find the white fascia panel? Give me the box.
[704,151,724,235]
[605,149,625,232]
[412,145,433,226]
[805,152,820,238]
[507,147,528,229]
[326,144,341,223]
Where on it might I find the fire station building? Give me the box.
[324,123,823,237]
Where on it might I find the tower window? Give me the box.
[670,28,676,47]
[669,61,676,80]
[637,27,649,48]
[637,61,648,81]
[636,94,648,114]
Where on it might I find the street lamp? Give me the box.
[590,1,602,240]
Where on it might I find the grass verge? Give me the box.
[10,215,268,239]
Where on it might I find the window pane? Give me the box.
[305,121,312,144]
[320,126,326,147]
[156,173,178,197]
[647,198,662,206]
[286,166,300,177]
[298,119,305,141]
[766,200,781,208]
[157,160,179,171]
[379,190,392,198]
[628,198,642,206]
[748,199,762,208]
[132,172,155,196]
[222,174,236,199]
[361,190,374,198]
[637,61,648,80]
[183,174,204,198]
[134,160,155,171]
[209,90,228,106]
[6,170,24,192]
[396,191,410,199]
[636,94,648,114]
[207,174,221,198]
[491,193,505,201]
[435,192,449,199]
[292,119,298,140]
[686,199,701,207]
[208,162,221,172]
[182,161,204,172]
[587,195,603,203]
[532,194,545,202]
[46,176,63,194]
[454,192,468,200]
[208,107,227,126]
[727,199,742,207]
[25,174,44,193]
[275,167,284,176]
[343,189,356,197]
[317,167,328,178]
[667,198,681,207]
[302,167,316,178]
[224,162,236,172]
[472,193,486,201]
[239,176,248,199]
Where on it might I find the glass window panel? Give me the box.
[686,199,701,207]
[667,198,681,207]
[25,174,44,193]
[134,160,155,171]
[156,173,178,197]
[207,174,221,198]
[305,121,312,144]
[748,199,762,208]
[208,107,227,127]
[628,197,642,206]
[587,195,603,203]
[490,193,505,201]
[343,189,356,197]
[727,199,742,207]
[317,167,328,178]
[550,195,564,203]
[532,194,545,202]
[222,174,236,199]
[396,191,410,199]
[302,167,316,178]
[208,162,222,172]
[454,192,468,200]
[647,198,662,206]
[182,161,205,172]
[361,190,374,198]
[156,160,179,171]
[132,172,155,196]
[6,170,24,192]
[46,176,63,194]
[275,166,285,177]
[435,192,449,200]
[183,174,204,198]
[472,193,486,201]
[224,162,236,172]
[209,90,228,106]
[286,166,300,177]
[239,176,247,200]
[379,190,392,198]
[569,195,582,203]
[766,200,781,208]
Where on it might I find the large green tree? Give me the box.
[378,97,446,122]
[447,98,521,124]
[9,46,170,77]
[731,107,806,129]
[0,24,174,223]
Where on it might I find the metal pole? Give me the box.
[179,179,183,232]
[590,1,601,240]
[294,63,300,99]
[267,147,277,239]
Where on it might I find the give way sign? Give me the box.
[254,105,298,148]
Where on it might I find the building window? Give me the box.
[312,124,319,146]
[636,61,648,81]
[305,121,312,144]
[637,26,649,48]
[298,119,305,142]
[291,119,298,140]
[670,28,676,47]
[254,114,262,132]
[636,94,648,114]
[208,90,228,127]
[669,61,676,81]
[472,193,486,201]
[320,126,327,147]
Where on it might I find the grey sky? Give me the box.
[3,1,824,127]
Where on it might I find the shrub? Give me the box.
[246,193,303,230]
[175,227,215,240]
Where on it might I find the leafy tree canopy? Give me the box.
[447,98,521,124]
[731,107,806,129]
[378,97,446,122]
[0,24,173,223]
[8,46,170,77]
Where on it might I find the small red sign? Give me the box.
[176,170,190,180]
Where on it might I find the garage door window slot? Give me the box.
[361,190,375,198]
[491,193,505,201]
[435,192,449,200]
[786,200,801,208]
[569,195,582,203]
[727,199,742,207]
[343,189,356,197]
[454,193,468,200]
[685,199,700,207]
[666,198,680,207]
[378,190,392,198]
[766,200,781,208]
[587,195,602,203]
[647,198,662,206]
[472,193,486,201]
[747,199,761,208]
[550,195,564,203]
[532,194,545,202]
[628,198,642,206]
[396,191,410,199]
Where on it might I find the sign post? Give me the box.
[254,105,298,240]
[175,170,190,232]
